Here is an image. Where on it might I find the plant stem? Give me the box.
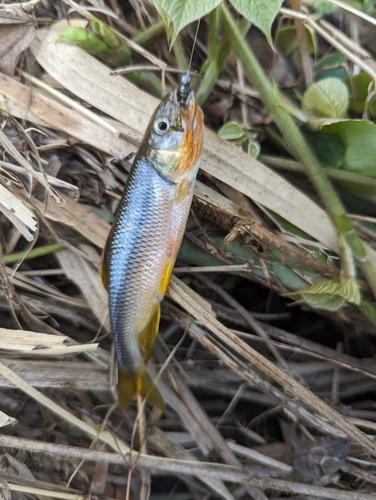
[197,15,250,104]
[260,154,376,188]
[172,36,188,70]
[4,243,64,264]
[133,20,165,45]
[220,4,376,297]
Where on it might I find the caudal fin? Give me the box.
[118,365,165,410]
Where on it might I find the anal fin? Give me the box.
[118,365,165,410]
[160,254,175,296]
[139,304,161,363]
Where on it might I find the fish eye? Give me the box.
[154,117,170,135]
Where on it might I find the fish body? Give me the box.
[102,78,204,408]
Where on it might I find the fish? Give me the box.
[101,75,204,409]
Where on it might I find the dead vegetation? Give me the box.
[0,0,376,498]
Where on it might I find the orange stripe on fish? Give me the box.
[176,99,204,174]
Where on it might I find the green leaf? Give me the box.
[340,229,367,263]
[179,235,323,292]
[314,52,345,72]
[302,78,348,119]
[337,213,353,235]
[153,1,173,38]
[302,127,345,168]
[275,25,316,61]
[218,122,260,158]
[322,120,376,176]
[336,277,361,304]
[313,52,348,82]
[154,0,222,45]
[301,293,345,311]
[230,0,283,46]
[218,121,244,140]
[321,120,376,197]
[57,28,110,56]
[346,72,376,117]
[56,19,130,67]
[359,300,376,327]
[87,14,130,66]
[275,26,298,56]
[247,139,260,158]
[364,0,376,15]
[284,277,361,311]
[313,0,333,15]
[338,216,368,263]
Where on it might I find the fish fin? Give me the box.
[99,246,108,289]
[139,304,161,363]
[118,365,165,410]
[136,255,174,372]
[174,178,190,203]
[117,306,164,409]
[160,254,175,296]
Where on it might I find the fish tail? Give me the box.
[118,365,165,410]
[116,304,164,409]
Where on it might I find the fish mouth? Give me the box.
[171,87,195,108]
[181,90,199,124]
[184,90,195,108]
[168,88,198,133]
[177,74,191,106]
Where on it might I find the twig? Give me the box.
[154,341,268,500]
[326,0,376,26]
[195,273,288,369]
[280,7,376,79]
[0,436,374,499]
[174,264,250,273]
[0,359,130,455]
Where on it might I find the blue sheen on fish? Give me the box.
[102,77,204,408]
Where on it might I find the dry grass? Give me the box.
[0,0,376,498]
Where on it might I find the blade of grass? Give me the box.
[260,154,376,189]
[4,243,64,264]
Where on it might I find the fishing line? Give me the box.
[177,19,201,105]
[187,19,201,77]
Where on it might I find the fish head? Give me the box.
[144,82,204,181]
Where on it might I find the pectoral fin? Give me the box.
[118,365,165,410]
[174,178,190,203]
